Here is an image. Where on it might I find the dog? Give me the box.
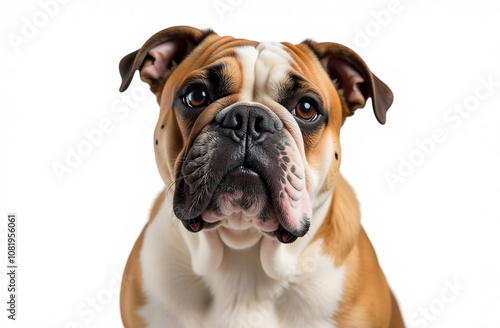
[118,26,404,328]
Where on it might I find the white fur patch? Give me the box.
[139,190,344,328]
[236,42,294,103]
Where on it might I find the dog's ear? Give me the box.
[119,26,214,93]
[303,41,393,124]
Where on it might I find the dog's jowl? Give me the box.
[118,26,404,328]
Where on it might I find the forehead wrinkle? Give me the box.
[288,71,323,95]
[255,43,295,98]
[205,38,258,64]
[236,42,296,103]
[189,35,256,73]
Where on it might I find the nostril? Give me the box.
[251,114,274,140]
[234,113,244,131]
[254,117,264,134]
[222,112,244,129]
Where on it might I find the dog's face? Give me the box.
[119,26,392,248]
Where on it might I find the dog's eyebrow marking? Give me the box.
[275,74,307,107]
[206,64,234,100]
[289,74,306,90]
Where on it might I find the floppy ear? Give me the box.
[304,41,393,124]
[119,26,214,93]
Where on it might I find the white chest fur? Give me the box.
[139,192,345,328]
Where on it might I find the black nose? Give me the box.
[219,105,277,144]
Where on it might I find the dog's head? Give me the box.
[119,26,393,248]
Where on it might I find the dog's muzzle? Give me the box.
[173,104,311,243]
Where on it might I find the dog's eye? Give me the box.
[184,87,210,108]
[294,99,318,121]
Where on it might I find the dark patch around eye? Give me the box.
[207,64,234,100]
[276,74,306,107]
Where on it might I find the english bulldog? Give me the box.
[118,26,404,328]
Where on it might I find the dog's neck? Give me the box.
[203,243,279,303]
[139,178,350,327]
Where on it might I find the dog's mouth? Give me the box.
[174,148,310,244]
[178,166,303,244]
[173,104,311,244]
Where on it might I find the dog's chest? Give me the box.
[139,198,345,328]
[202,246,344,328]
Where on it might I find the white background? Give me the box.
[1,0,499,327]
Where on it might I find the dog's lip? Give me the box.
[181,216,220,232]
[182,212,301,244]
[274,224,299,243]
[226,165,260,181]
[201,211,280,232]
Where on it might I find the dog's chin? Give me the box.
[178,166,300,245]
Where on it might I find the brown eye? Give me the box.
[184,87,210,107]
[294,99,318,121]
